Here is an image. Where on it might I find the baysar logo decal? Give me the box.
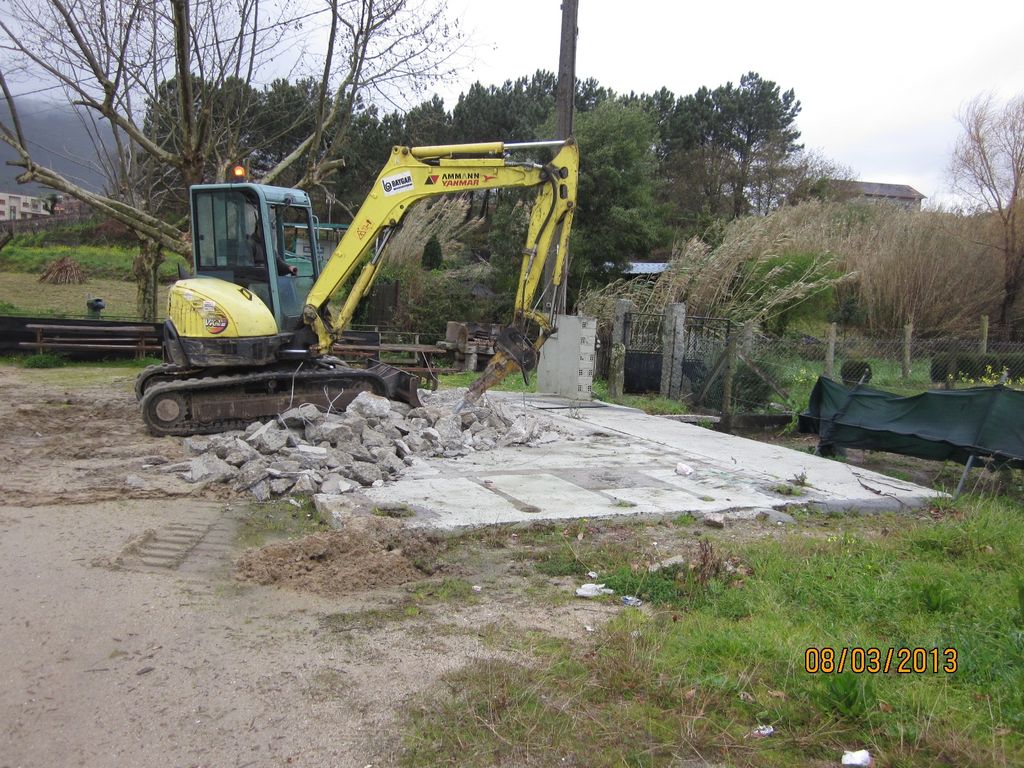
[381,172,414,196]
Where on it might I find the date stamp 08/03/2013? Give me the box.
[804,647,958,675]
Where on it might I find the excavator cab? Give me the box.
[190,183,322,332]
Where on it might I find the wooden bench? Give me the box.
[21,323,162,359]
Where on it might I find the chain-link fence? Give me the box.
[713,320,1024,414]
[606,311,1024,414]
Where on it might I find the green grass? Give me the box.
[0,244,188,282]
[591,378,691,415]
[0,271,169,318]
[236,498,330,549]
[321,578,478,633]
[779,356,936,413]
[438,370,538,393]
[402,499,1024,767]
[21,352,67,368]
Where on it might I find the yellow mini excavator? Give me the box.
[137,139,578,435]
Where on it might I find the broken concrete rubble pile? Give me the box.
[159,390,565,502]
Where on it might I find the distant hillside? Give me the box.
[0,98,110,196]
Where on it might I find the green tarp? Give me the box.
[798,376,1024,467]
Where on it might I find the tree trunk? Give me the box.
[998,246,1024,335]
[133,238,165,321]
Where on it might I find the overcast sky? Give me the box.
[438,0,1024,207]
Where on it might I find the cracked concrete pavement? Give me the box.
[362,394,941,530]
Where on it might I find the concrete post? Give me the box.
[659,302,687,398]
[741,322,755,355]
[608,342,626,399]
[612,299,635,346]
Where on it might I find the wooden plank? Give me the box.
[20,342,161,352]
[25,324,159,333]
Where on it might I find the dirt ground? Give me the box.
[2,363,954,767]
[0,364,629,767]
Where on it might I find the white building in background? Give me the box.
[0,192,50,221]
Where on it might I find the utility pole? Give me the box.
[546,0,578,316]
[555,0,578,139]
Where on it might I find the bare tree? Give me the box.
[950,92,1024,329]
[0,0,459,318]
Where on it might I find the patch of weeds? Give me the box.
[22,352,66,369]
[305,668,350,701]
[532,546,587,578]
[919,581,956,613]
[321,604,419,632]
[603,565,683,605]
[772,483,805,496]
[602,542,729,607]
[819,670,876,719]
[791,470,809,487]
[673,513,697,526]
[372,502,415,518]
[411,577,476,603]
[236,499,328,548]
[612,499,637,508]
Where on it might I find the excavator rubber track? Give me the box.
[139,360,422,437]
[135,363,211,401]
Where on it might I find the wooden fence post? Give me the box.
[979,314,989,354]
[825,322,837,379]
[720,331,738,432]
[902,321,913,380]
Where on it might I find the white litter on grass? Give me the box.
[575,583,614,598]
[748,725,774,738]
[841,749,873,766]
[586,571,599,579]
[675,462,694,476]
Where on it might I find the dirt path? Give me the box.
[0,365,616,767]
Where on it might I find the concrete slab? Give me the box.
[362,394,942,531]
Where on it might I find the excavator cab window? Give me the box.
[192,187,320,330]
[268,201,317,329]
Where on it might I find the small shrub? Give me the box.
[920,581,955,613]
[421,235,443,270]
[840,358,872,386]
[22,352,67,368]
[820,670,875,719]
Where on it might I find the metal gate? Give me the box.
[676,316,733,406]
[623,311,663,393]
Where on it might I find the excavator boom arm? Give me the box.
[302,140,578,356]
